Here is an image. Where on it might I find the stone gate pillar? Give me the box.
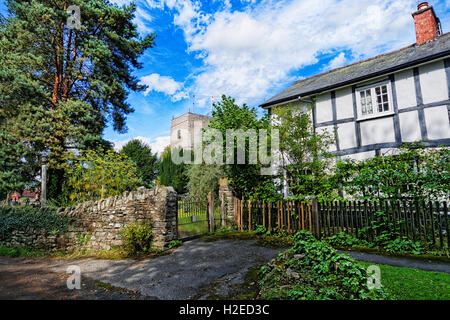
[218,178,235,225]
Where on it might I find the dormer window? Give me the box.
[356,81,393,120]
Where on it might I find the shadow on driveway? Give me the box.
[0,239,280,300]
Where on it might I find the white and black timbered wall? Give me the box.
[307,57,450,160]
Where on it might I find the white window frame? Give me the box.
[356,80,395,121]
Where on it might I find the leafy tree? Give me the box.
[158,147,188,194]
[65,149,141,203]
[120,139,158,188]
[335,145,450,201]
[0,129,31,201]
[0,0,155,195]
[272,104,337,201]
[207,95,276,200]
[186,164,225,199]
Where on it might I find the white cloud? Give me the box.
[134,7,154,35]
[172,90,190,102]
[140,73,190,102]
[326,52,348,71]
[163,0,418,106]
[141,73,183,95]
[111,0,426,108]
[113,136,170,155]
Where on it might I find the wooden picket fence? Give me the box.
[234,198,315,234]
[234,198,450,250]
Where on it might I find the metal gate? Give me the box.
[177,196,210,240]
[177,194,222,240]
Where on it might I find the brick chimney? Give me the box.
[412,2,442,45]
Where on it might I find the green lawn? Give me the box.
[358,261,450,300]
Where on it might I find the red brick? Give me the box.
[413,5,440,44]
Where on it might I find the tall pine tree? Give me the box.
[0,0,155,197]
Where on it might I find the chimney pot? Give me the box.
[418,2,429,11]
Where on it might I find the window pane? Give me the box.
[374,85,389,113]
[366,90,373,114]
[360,84,389,116]
[375,87,381,95]
[360,92,367,115]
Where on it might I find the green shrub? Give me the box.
[335,146,450,202]
[77,232,92,251]
[215,226,234,233]
[0,206,69,241]
[326,232,366,248]
[65,149,142,203]
[120,222,153,255]
[253,225,268,235]
[294,230,318,242]
[168,240,182,249]
[258,231,387,300]
[331,210,425,255]
[383,238,423,255]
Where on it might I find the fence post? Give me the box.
[240,198,244,231]
[41,164,47,207]
[220,193,226,227]
[262,200,266,229]
[208,192,215,233]
[175,197,179,239]
[248,200,252,232]
[268,202,272,232]
[312,198,320,239]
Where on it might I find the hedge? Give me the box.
[0,206,69,241]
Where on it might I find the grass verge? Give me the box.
[0,246,51,258]
[0,245,178,260]
[357,261,450,300]
[334,245,450,264]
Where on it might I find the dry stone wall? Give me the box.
[3,229,60,250]
[2,186,178,251]
[58,186,178,250]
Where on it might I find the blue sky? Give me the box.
[1,0,450,153]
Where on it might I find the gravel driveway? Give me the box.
[0,239,280,300]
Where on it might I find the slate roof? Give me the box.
[261,32,450,108]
